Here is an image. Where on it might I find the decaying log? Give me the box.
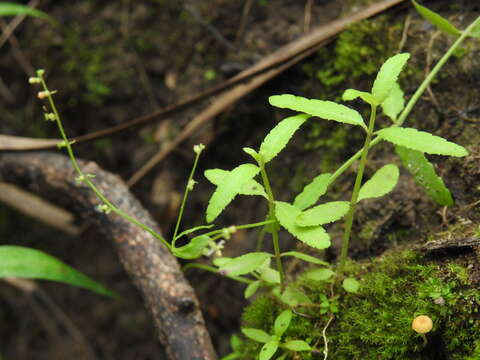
[0,151,217,360]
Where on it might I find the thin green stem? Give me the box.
[259,162,285,289]
[339,105,377,271]
[182,263,253,284]
[173,149,202,244]
[38,76,171,250]
[328,16,480,188]
[200,220,275,239]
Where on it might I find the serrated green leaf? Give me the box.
[274,309,292,337]
[280,251,329,266]
[357,164,400,202]
[293,173,331,210]
[412,0,461,36]
[282,340,311,351]
[206,164,260,222]
[343,277,360,293]
[342,89,379,106]
[205,168,267,198]
[372,53,410,103]
[275,201,330,249]
[259,341,279,360]
[296,201,350,227]
[0,246,115,297]
[395,146,453,206]
[275,286,312,306]
[244,280,262,299]
[0,3,54,23]
[304,268,335,281]
[269,94,366,129]
[382,82,405,122]
[259,267,280,284]
[241,328,272,343]
[174,224,214,241]
[219,252,271,276]
[173,235,211,259]
[377,127,468,157]
[259,114,309,163]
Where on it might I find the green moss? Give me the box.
[240,250,480,359]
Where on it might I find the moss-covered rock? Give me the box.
[239,249,480,359]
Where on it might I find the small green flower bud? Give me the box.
[187,179,197,191]
[96,204,112,214]
[36,69,45,77]
[37,91,49,99]
[28,77,41,84]
[43,113,56,121]
[193,144,205,154]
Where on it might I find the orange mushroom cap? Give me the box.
[412,315,433,334]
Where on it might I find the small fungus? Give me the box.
[412,315,433,345]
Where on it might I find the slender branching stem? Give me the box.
[182,263,253,284]
[38,75,172,250]
[328,15,480,188]
[339,105,377,271]
[259,162,285,289]
[173,149,203,245]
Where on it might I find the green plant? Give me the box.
[27,1,480,358]
[0,3,114,298]
[241,309,311,360]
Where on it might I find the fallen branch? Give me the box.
[0,151,217,360]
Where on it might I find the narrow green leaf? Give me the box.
[242,147,261,162]
[293,173,331,210]
[412,0,461,36]
[259,341,279,360]
[343,278,360,293]
[219,252,271,276]
[274,309,292,337]
[280,251,329,266]
[205,168,267,198]
[275,201,330,249]
[241,328,272,343]
[259,114,309,163]
[282,340,311,351]
[206,164,260,222]
[296,201,350,227]
[174,224,214,241]
[244,280,262,299]
[372,53,410,103]
[342,89,379,106]
[173,235,211,259]
[304,268,335,281]
[357,164,400,202]
[377,127,469,157]
[269,94,366,129]
[381,82,405,122]
[231,335,242,352]
[0,3,54,23]
[0,246,115,297]
[395,146,453,206]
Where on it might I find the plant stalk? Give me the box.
[259,162,285,289]
[339,105,377,271]
[39,76,171,250]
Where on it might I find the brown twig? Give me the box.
[304,0,314,33]
[0,151,217,360]
[236,0,255,45]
